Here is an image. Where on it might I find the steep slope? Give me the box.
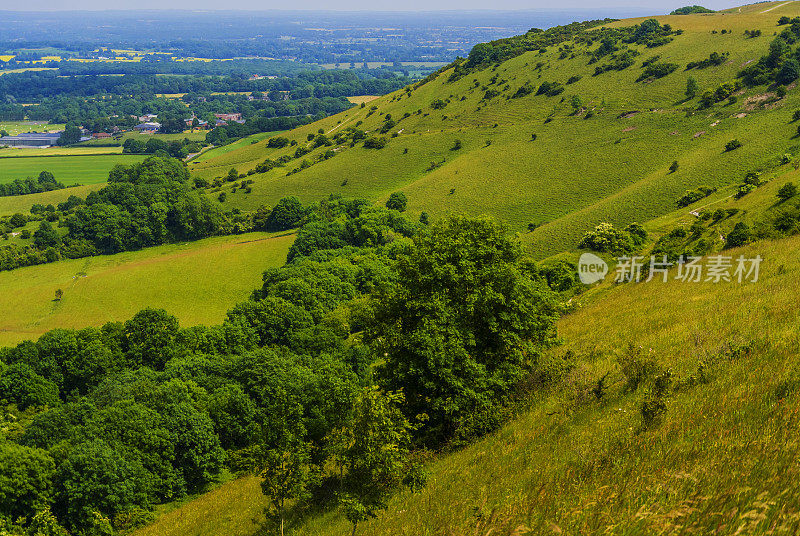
[192,1,800,258]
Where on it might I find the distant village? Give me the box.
[0,113,245,148]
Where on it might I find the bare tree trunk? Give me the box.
[351,522,358,536]
[280,516,284,536]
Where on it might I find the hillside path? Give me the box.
[761,1,794,13]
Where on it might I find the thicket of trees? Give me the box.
[739,20,800,87]
[0,197,572,535]
[0,171,65,197]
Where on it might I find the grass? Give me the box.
[126,6,800,534]
[0,232,294,347]
[0,146,123,158]
[188,1,800,258]
[0,121,64,136]
[134,230,800,536]
[189,131,283,165]
[0,154,146,185]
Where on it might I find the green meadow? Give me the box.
[0,232,294,346]
[0,121,64,135]
[0,154,145,185]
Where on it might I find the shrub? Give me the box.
[363,137,387,149]
[640,370,672,427]
[735,184,756,199]
[724,222,751,249]
[778,182,798,200]
[617,344,661,392]
[677,186,715,207]
[637,61,679,81]
[724,139,742,151]
[578,222,636,254]
[266,136,290,148]
[385,192,408,212]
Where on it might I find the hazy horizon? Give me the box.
[0,1,742,13]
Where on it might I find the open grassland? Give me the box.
[189,131,281,165]
[189,1,800,258]
[0,154,145,185]
[0,232,294,346]
[135,228,800,536]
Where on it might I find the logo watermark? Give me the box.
[578,253,608,284]
[577,254,762,285]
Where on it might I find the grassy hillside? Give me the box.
[189,1,800,258]
[134,226,800,536]
[0,232,293,346]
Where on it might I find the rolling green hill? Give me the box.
[190,1,800,258]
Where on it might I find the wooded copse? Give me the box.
[0,193,571,535]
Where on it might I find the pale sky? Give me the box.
[4,1,741,12]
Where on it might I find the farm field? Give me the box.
[0,146,123,158]
[0,154,146,185]
[0,231,294,346]
[0,121,64,135]
[187,0,800,258]
[346,95,380,104]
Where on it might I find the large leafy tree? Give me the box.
[0,442,55,521]
[369,215,560,445]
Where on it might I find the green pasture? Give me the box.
[0,232,294,346]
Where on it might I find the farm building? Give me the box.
[134,122,161,132]
[0,132,62,147]
[214,113,242,122]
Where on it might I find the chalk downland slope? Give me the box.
[192,1,800,258]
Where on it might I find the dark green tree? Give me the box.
[385,192,408,212]
[0,442,55,521]
[777,59,800,85]
[778,182,797,201]
[57,124,82,146]
[33,220,61,250]
[124,308,180,369]
[724,222,751,249]
[370,215,560,445]
[266,196,305,231]
[685,77,699,99]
